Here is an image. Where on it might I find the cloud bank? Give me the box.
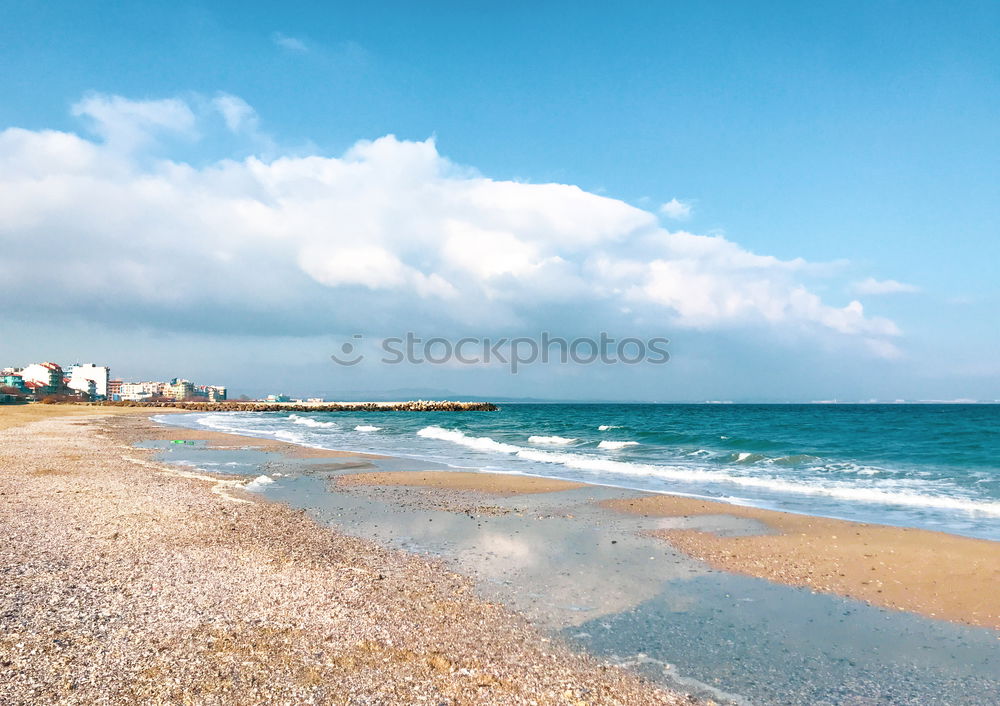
[0,93,900,356]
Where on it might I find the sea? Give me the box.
[160,403,1000,541]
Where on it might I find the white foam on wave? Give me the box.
[417,426,521,453]
[598,440,640,450]
[415,426,1000,517]
[289,414,338,429]
[244,475,275,491]
[598,425,622,431]
[274,429,310,445]
[731,452,767,463]
[528,435,577,445]
[162,411,349,456]
[355,425,381,432]
[188,413,239,432]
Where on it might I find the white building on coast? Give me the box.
[19,362,63,392]
[67,363,110,398]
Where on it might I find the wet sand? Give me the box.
[0,409,686,705]
[240,444,1000,705]
[338,470,585,495]
[603,494,1000,629]
[113,413,388,459]
[324,458,1000,629]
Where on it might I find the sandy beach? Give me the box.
[0,406,686,705]
[5,404,999,704]
[603,494,1000,629]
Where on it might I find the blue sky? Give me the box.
[0,2,997,401]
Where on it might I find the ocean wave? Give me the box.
[598,440,640,450]
[417,426,521,453]
[289,414,338,429]
[187,413,239,431]
[528,435,577,445]
[598,425,623,431]
[355,425,382,432]
[416,426,1000,517]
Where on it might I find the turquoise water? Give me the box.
[160,403,1000,540]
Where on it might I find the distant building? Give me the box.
[191,384,226,401]
[265,394,290,403]
[67,363,110,399]
[20,362,63,393]
[0,372,26,391]
[119,381,162,401]
[106,377,227,402]
[168,378,195,400]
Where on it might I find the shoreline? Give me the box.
[0,406,686,704]
[149,406,1000,629]
[151,406,1000,543]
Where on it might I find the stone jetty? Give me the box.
[88,400,499,412]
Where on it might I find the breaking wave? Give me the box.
[415,426,1000,517]
[288,414,338,429]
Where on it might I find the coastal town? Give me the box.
[0,361,226,404]
[0,361,499,411]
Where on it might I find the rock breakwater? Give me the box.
[87,400,499,412]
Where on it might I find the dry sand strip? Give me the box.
[603,495,1000,630]
[0,411,690,706]
[338,470,586,496]
[0,403,182,431]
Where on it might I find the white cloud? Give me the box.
[212,93,258,134]
[851,277,920,295]
[0,93,903,356]
[71,93,196,151]
[272,32,308,53]
[210,92,275,155]
[659,198,693,220]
